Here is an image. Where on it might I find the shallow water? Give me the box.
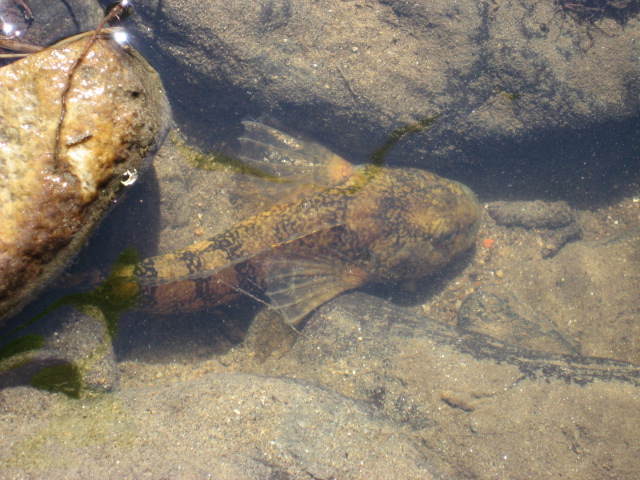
[1,1,639,479]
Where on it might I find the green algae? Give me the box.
[498,90,521,102]
[2,393,138,471]
[171,129,286,183]
[32,248,141,341]
[30,363,83,398]
[370,115,439,166]
[0,334,44,373]
[0,249,141,397]
[0,333,44,359]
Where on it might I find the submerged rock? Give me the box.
[488,200,576,229]
[258,292,640,479]
[0,34,170,325]
[3,292,638,479]
[0,373,448,479]
[487,200,581,256]
[508,226,640,363]
[0,304,119,395]
[130,0,639,193]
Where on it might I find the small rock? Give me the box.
[441,389,477,412]
[487,200,575,229]
[488,200,581,257]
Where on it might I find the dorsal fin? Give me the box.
[238,121,355,203]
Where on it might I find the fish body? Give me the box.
[113,123,482,324]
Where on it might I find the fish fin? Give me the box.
[263,254,367,325]
[238,121,355,197]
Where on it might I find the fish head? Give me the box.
[420,178,482,263]
[357,168,482,282]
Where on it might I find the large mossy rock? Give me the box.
[0,35,171,325]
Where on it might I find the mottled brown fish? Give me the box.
[109,122,482,325]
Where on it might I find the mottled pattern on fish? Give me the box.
[114,123,482,324]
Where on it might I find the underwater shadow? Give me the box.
[437,116,640,209]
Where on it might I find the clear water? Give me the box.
[1,0,639,478]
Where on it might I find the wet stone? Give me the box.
[0,35,171,325]
[508,226,640,364]
[0,305,119,395]
[0,373,447,479]
[488,200,581,257]
[487,200,575,229]
[130,0,640,180]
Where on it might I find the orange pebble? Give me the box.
[482,238,495,249]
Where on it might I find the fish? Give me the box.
[107,121,482,325]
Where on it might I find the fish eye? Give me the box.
[432,230,457,246]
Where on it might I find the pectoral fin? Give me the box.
[263,254,367,325]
